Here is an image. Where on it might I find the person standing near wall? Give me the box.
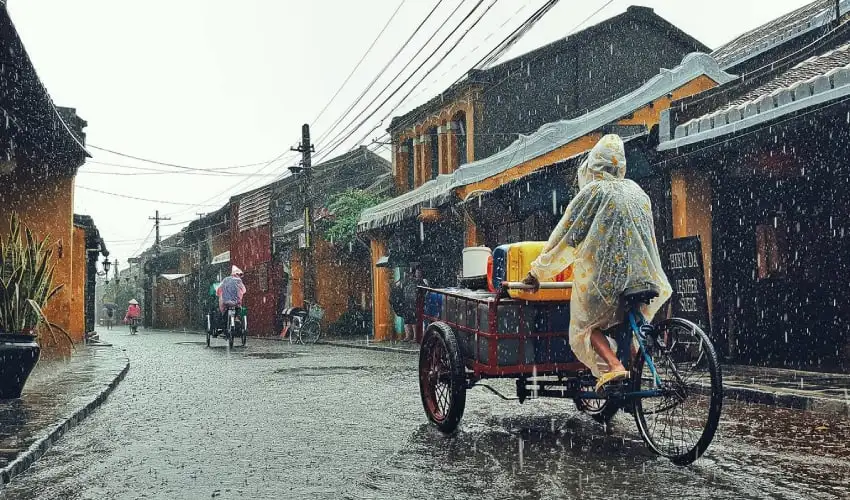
[401,265,428,342]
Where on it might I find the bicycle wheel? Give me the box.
[303,319,321,344]
[419,322,466,433]
[631,318,723,465]
[574,390,619,424]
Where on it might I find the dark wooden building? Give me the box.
[657,18,850,371]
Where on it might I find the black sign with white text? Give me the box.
[661,236,711,331]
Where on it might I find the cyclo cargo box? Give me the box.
[489,241,572,301]
[421,288,577,371]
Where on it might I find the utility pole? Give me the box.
[149,210,171,256]
[291,124,316,304]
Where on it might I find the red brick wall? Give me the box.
[230,204,276,336]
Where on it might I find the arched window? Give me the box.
[428,126,439,180]
[404,138,414,190]
[453,112,467,168]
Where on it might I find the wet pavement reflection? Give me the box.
[1,330,848,499]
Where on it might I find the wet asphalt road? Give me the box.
[1,329,849,499]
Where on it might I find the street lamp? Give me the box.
[96,257,111,277]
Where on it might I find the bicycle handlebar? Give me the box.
[501,281,574,290]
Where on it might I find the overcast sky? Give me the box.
[7,0,813,264]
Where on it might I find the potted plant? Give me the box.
[0,214,71,399]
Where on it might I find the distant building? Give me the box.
[0,4,96,343]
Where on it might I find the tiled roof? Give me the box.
[711,0,848,70]
[360,53,736,232]
[661,42,850,150]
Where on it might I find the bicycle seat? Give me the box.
[621,283,660,305]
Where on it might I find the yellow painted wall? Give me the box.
[456,75,721,199]
[671,168,713,313]
[394,90,478,190]
[290,250,304,308]
[69,226,86,340]
[370,237,393,341]
[0,171,78,340]
[314,238,371,327]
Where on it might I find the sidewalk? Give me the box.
[320,339,850,416]
[0,344,129,487]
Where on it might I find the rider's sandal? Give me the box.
[595,370,630,393]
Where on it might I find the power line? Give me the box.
[381,0,564,139]
[78,168,280,178]
[85,159,269,173]
[77,185,222,207]
[310,0,408,127]
[87,144,274,174]
[320,0,498,159]
[312,0,483,160]
[310,0,447,148]
[317,0,502,162]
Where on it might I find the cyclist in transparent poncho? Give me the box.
[523,134,672,391]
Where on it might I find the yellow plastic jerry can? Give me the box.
[505,241,572,301]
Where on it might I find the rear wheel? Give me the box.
[574,390,619,425]
[303,319,321,344]
[419,322,466,433]
[632,318,723,465]
[206,329,211,347]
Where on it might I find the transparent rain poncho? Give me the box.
[529,134,672,377]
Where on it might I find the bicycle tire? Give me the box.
[303,318,321,344]
[632,318,723,465]
[419,322,466,433]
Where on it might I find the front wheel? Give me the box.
[631,318,723,465]
[419,322,467,433]
[206,329,211,347]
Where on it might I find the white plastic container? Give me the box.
[462,246,492,278]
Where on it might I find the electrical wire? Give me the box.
[310,0,447,147]
[77,185,222,207]
[317,0,502,161]
[312,0,489,161]
[87,144,274,174]
[310,0,408,127]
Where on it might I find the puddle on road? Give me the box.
[245,352,302,360]
[273,365,371,376]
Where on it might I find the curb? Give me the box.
[316,340,419,356]
[0,353,130,487]
[719,383,850,417]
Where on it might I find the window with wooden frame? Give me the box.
[756,221,788,280]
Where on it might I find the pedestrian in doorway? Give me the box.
[105,307,114,330]
[402,265,428,342]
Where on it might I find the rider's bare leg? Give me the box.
[590,328,626,373]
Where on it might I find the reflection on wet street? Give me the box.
[1,330,848,499]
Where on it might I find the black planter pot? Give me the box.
[0,334,41,399]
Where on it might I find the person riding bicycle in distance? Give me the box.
[523,134,672,392]
[217,265,247,322]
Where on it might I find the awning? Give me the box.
[160,273,189,281]
[358,52,735,233]
[210,251,230,265]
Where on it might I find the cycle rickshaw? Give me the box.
[416,281,723,465]
[206,305,247,348]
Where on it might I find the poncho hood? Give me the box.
[577,134,627,189]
